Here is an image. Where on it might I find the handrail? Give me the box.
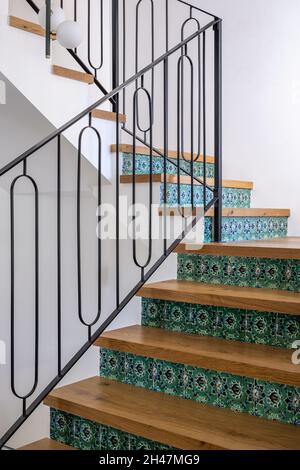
[177,0,221,20]
[0,18,219,179]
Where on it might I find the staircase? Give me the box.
[39,185,299,450]
[1,0,299,452]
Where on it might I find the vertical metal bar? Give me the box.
[163,58,168,255]
[203,31,207,211]
[115,94,120,307]
[57,135,62,376]
[112,0,120,111]
[45,0,51,59]
[213,21,222,242]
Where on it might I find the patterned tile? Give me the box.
[177,254,300,292]
[153,360,185,397]
[141,299,300,349]
[50,409,175,450]
[125,354,154,389]
[204,217,289,242]
[99,348,125,382]
[122,153,215,179]
[253,381,300,425]
[159,184,251,209]
[98,351,300,426]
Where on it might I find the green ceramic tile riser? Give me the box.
[99,349,300,426]
[178,254,300,292]
[205,217,288,242]
[160,184,251,209]
[122,152,215,178]
[142,299,300,349]
[50,409,175,450]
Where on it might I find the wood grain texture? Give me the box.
[52,65,94,84]
[44,377,300,450]
[159,207,291,217]
[18,438,74,451]
[9,16,56,40]
[120,174,254,189]
[137,280,300,316]
[175,237,300,260]
[95,325,300,387]
[110,144,215,163]
[92,109,127,123]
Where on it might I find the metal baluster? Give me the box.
[213,21,223,242]
[77,116,102,341]
[132,85,153,275]
[57,135,62,376]
[203,31,207,211]
[116,95,120,308]
[10,161,39,418]
[88,0,104,78]
[135,0,154,133]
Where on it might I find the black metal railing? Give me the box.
[0,0,222,448]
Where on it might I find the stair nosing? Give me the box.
[175,238,300,259]
[110,144,215,163]
[120,174,254,189]
[137,280,300,316]
[44,377,300,450]
[95,325,300,387]
[158,207,291,217]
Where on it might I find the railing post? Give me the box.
[112,0,119,111]
[45,0,51,58]
[213,19,222,242]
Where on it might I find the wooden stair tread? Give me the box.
[92,109,127,123]
[159,207,291,217]
[44,377,300,450]
[137,280,300,316]
[120,174,253,189]
[9,16,56,40]
[52,65,94,84]
[111,144,215,164]
[95,325,300,387]
[175,237,300,259]
[19,438,74,451]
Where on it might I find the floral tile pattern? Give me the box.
[204,217,288,242]
[122,153,215,179]
[141,298,300,349]
[99,349,300,426]
[50,409,174,450]
[160,184,251,209]
[177,254,300,292]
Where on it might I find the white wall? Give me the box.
[122,0,300,235]
[192,0,300,235]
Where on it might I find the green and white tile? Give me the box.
[99,350,300,426]
[205,217,288,242]
[122,152,215,179]
[50,409,175,450]
[177,254,300,292]
[160,184,251,209]
[142,299,300,349]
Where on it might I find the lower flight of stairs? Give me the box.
[40,238,300,451]
[21,149,300,451]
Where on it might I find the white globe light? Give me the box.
[57,21,82,49]
[38,5,65,32]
